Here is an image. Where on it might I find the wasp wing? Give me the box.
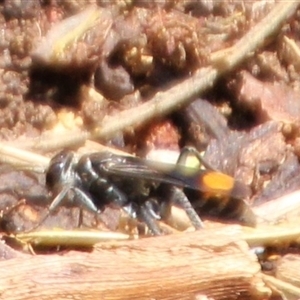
[99,155,204,188]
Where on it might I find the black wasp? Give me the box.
[38,148,256,235]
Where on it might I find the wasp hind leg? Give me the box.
[169,186,204,230]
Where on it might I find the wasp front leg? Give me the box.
[27,184,101,232]
[137,199,164,235]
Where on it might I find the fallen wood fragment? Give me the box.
[253,189,300,224]
[276,254,300,289]
[263,274,300,300]
[0,226,270,300]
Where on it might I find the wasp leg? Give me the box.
[143,199,162,220]
[27,185,100,232]
[24,185,71,232]
[122,200,162,235]
[177,146,217,171]
[138,200,162,235]
[71,187,100,213]
[170,186,204,229]
[122,202,137,218]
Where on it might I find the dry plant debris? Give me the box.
[1,1,300,300]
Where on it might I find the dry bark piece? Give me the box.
[234,71,300,125]
[253,153,300,205]
[32,5,114,67]
[0,226,271,300]
[80,85,110,128]
[94,60,134,100]
[0,166,47,211]
[181,98,230,150]
[236,122,286,186]
[253,189,300,224]
[204,121,286,186]
[276,254,300,289]
[263,274,300,300]
[255,51,289,82]
[0,238,25,260]
[137,119,180,157]
[3,0,41,19]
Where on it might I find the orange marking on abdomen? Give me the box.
[202,172,234,194]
